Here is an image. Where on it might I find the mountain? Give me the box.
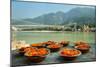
[11,7,96,25]
[63,7,96,25]
[23,11,65,25]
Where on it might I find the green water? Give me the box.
[12,31,96,44]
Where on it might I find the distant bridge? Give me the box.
[11,23,78,31]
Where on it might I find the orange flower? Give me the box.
[76,44,90,49]
[31,43,42,47]
[25,48,49,56]
[48,44,61,48]
[60,48,80,57]
[38,48,48,55]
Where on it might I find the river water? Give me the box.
[12,31,96,44]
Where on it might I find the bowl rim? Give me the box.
[24,48,50,57]
[31,43,46,47]
[47,44,62,49]
[17,47,32,52]
[59,48,81,57]
[74,45,90,50]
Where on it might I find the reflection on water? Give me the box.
[12,31,95,44]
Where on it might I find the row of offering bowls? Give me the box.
[17,41,91,63]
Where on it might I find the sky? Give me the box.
[12,1,95,19]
